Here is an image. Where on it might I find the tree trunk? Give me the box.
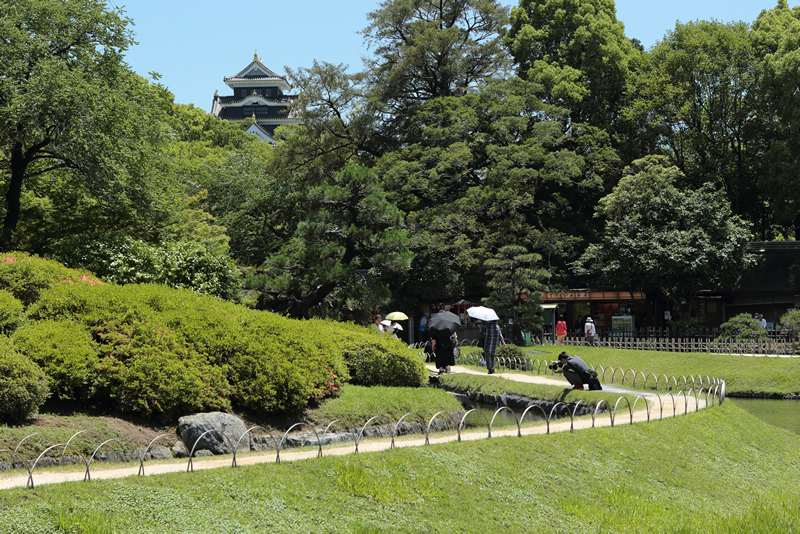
[1,142,28,251]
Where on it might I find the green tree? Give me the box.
[626,19,769,234]
[504,0,640,133]
[253,164,413,318]
[376,77,618,299]
[484,245,547,344]
[752,0,800,236]
[577,156,755,320]
[0,0,173,250]
[363,0,510,117]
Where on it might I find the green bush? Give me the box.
[719,313,767,340]
[0,289,24,334]
[93,320,231,421]
[0,252,102,305]
[322,321,428,388]
[0,337,50,424]
[779,309,800,339]
[496,344,525,360]
[12,320,99,401]
[53,234,241,300]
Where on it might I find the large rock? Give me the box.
[177,412,248,455]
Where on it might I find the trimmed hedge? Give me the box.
[2,252,426,422]
[0,337,50,424]
[12,320,99,401]
[0,289,24,334]
[318,320,428,387]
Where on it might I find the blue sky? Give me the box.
[115,0,796,111]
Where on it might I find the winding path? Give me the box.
[0,366,705,491]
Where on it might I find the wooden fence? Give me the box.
[556,335,797,356]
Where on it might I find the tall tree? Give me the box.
[626,19,769,235]
[577,156,755,320]
[752,0,800,236]
[504,0,640,134]
[252,164,413,319]
[0,0,171,251]
[484,245,547,344]
[362,0,511,147]
[376,77,619,299]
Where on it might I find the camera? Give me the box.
[548,361,563,371]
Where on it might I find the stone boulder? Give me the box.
[177,412,248,455]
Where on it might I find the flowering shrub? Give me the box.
[0,252,98,305]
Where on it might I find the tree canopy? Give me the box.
[0,0,175,251]
[577,156,755,319]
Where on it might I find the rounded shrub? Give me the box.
[13,320,99,401]
[321,321,428,388]
[496,344,525,360]
[719,313,767,340]
[94,322,232,422]
[0,337,50,424]
[0,289,24,334]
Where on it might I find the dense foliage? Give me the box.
[7,0,799,330]
[0,337,49,423]
[719,313,768,341]
[0,254,427,424]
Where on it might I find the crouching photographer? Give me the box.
[550,352,602,391]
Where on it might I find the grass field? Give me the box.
[0,402,797,533]
[469,344,800,397]
[1,346,798,533]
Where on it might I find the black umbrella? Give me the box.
[427,310,462,337]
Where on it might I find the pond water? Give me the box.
[463,402,546,429]
[729,398,800,435]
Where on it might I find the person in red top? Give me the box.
[555,315,567,344]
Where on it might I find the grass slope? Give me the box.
[0,403,797,533]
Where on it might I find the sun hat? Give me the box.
[586,317,593,322]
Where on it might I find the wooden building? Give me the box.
[211,52,299,143]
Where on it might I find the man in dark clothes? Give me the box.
[554,352,602,390]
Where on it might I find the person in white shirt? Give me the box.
[584,317,596,345]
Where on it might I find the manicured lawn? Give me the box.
[0,403,797,533]
[465,344,800,397]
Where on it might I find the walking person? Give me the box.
[555,315,567,345]
[483,320,505,375]
[584,317,596,346]
[432,332,455,374]
[419,312,429,342]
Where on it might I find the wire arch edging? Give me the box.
[10,432,39,468]
[457,409,489,442]
[186,429,234,472]
[26,443,66,489]
[139,434,177,475]
[613,397,634,426]
[521,404,549,435]
[489,407,519,438]
[277,423,322,463]
[60,430,87,466]
[392,413,427,449]
[85,438,123,481]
